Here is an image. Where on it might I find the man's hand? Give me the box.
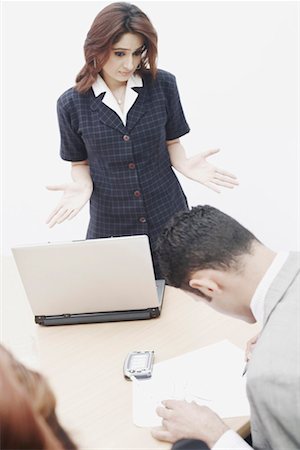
[245,334,259,362]
[151,400,229,447]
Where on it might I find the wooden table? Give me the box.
[2,256,259,449]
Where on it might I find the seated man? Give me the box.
[151,205,299,450]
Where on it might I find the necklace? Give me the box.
[112,86,126,106]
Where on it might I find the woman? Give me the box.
[47,2,238,275]
[0,345,77,449]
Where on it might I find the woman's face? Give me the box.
[102,33,144,85]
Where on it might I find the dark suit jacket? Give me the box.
[57,69,190,249]
[172,439,210,450]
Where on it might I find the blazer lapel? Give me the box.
[90,93,126,134]
[264,252,300,323]
[126,86,149,132]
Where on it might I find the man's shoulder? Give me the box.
[273,252,300,292]
[285,251,300,269]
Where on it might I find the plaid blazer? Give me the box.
[57,69,190,248]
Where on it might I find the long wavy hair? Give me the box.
[0,345,77,449]
[76,2,158,93]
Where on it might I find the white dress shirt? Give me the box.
[92,73,143,126]
[249,251,289,323]
[212,251,289,450]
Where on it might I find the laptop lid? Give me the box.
[12,235,164,322]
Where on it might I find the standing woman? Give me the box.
[47,2,238,276]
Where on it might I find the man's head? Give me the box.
[156,205,272,322]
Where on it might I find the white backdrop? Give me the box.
[2,1,299,255]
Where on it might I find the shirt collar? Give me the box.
[92,73,143,97]
[250,251,289,323]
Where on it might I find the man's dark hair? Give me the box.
[156,205,259,292]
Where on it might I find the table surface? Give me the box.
[2,256,259,449]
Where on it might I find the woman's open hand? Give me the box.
[46,182,93,228]
[182,149,239,193]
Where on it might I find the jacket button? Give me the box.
[123,135,130,141]
[128,162,136,169]
[139,217,146,223]
[134,190,141,198]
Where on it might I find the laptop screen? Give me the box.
[12,235,161,316]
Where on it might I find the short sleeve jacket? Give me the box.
[57,69,190,246]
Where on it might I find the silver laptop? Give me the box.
[11,235,165,326]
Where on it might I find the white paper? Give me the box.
[132,340,250,427]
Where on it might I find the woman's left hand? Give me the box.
[182,149,239,193]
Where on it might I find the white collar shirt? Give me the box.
[92,73,143,126]
[250,251,289,324]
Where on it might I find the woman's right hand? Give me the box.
[46,181,93,228]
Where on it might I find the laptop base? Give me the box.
[35,279,165,326]
[35,307,161,326]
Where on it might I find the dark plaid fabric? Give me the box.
[57,69,190,248]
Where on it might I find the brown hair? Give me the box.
[76,2,158,93]
[0,345,77,449]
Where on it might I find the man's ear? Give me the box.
[189,277,221,298]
